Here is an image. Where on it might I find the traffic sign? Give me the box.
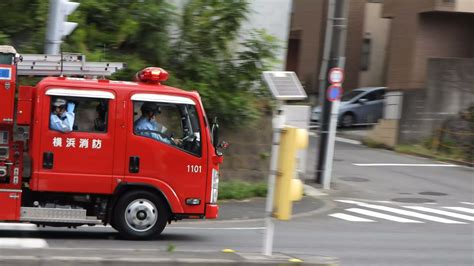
[327,85,343,102]
[328,67,344,84]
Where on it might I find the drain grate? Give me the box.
[339,177,369,182]
[391,198,436,203]
[419,191,448,196]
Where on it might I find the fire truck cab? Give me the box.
[0,46,223,239]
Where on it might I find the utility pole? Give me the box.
[316,0,348,185]
[45,0,80,54]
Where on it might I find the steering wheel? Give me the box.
[135,129,175,144]
[180,134,198,151]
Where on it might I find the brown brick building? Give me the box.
[286,0,474,146]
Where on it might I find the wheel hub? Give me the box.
[125,199,158,232]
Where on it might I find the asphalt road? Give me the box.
[0,136,472,266]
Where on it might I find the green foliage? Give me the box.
[218,180,267,200]
[1,0,280,128]
[167,243,176,252]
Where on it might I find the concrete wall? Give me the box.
[219,115,273,181]
[412,12,474,88]
[242,0,293,71]
[287,0,327,96]
[398,58,474,143]
[382,0,474,91]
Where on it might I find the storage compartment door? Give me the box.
[0,190,21,221]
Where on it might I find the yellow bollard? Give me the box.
[273,126,308,220]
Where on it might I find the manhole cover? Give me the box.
[419,191,448,196]
[334,158,344,162]
[339,177,369,182]
[391,198,436,203]
[399,192,412,195]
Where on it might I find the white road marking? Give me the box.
[336,200,466,224]
[167,227,265,230]
[443,207,474,214]
[352,163,459,167]
[403,206,474,221]
[0,238,48,249]
[329,213,375,222]
[0,222,37,230]
[346,208,423,223]
[335,137,361,145]
[460,202,474,206]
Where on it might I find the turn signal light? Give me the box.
[135,67,169,84]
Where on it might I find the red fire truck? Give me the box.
[0,46,223,239]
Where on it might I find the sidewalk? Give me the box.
[0,249,338,266]
[217,186,327,221]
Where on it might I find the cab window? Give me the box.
[49,96,108,133]
[133,101,201,156]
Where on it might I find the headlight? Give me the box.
[210,169,219,203]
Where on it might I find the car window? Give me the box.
[361,91,379,102]
[341,90,364,102]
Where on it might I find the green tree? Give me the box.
[0,0,280,127]
[169,0,280,127]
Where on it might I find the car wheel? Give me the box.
[113,190,170,240]
[341,113,355,128]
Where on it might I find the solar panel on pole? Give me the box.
[262,71,307,100]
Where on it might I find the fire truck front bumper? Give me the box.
[205,204,219,219]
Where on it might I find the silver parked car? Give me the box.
[311,87,386,127]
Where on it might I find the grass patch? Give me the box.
[395,144,467,162]
[362,138,392,149]
[218,180,267,200]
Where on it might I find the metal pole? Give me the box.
[263,102,285,256]
[45,0,61,54]
[316,0,348,184]
[323,99,340,189]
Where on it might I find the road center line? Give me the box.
[352,163,459,167]
[167,227,265,230]
[0,238,48,249]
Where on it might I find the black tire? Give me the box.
[340,113,355,128]
[113,190,170,240]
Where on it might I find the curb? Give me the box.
[0,250,338,266]
[395,150,473,168]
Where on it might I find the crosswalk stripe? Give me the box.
[346,208,423,223]
[443,207,474,214]
[336,200,466,224]
[403,206,474,221]
[329,213,375,222]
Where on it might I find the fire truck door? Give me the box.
[36,90,116,194]
[125,95,208,214]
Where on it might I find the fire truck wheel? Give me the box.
[113,190,170,240]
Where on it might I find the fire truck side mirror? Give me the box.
[211,117,224,155]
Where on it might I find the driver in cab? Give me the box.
[134,102,182,146]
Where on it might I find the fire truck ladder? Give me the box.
[17,53,126,77]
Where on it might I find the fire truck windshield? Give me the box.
[133,101,202,156]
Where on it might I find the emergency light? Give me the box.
[135,67,169,84]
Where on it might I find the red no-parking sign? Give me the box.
[328,68,344,84]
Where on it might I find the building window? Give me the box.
[360,37,372,71]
